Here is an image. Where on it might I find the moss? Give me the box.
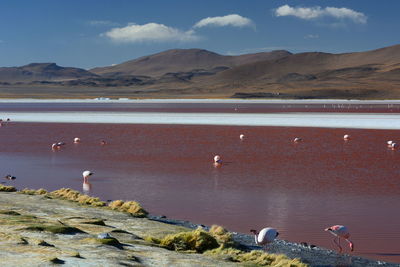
[24,224,85,234]
[205,247,308,267]
[0,185,17,192]
[209,225,234,247]
[158,228,219,253]
[0,210,21,215]
[108,200,148,217]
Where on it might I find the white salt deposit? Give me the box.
[3,111,400,129]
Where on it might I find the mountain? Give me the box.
[90,49,292,77]
[0,63,97,83]
[1,45,400,99]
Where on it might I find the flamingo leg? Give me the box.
[333,237,342,253]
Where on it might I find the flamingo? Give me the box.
[293,137,302,143]
[214,155,222,164]
[343,134,350,141]
[390,142,397,150]
[82,170,93,180]
[100,140,107,145]
[4,175,16,180]
[250,228,279,249]
[239,134,245,140]
[325,225,354,253]
[74,137,81,143]
[387,140,393,147]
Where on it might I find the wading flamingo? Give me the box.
[239,134,245,140]
[52,142,66,150]
[325,225,354,253]
[4,174,16,180]
[82,170,93,180]
[343,134,350,141]
[293,137,302,143]
[250,228,279,249]
[213,155,222,167]
[74,137,81,143]
[100,140,107,145]
[390,142,397,150]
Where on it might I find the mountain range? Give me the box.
[1,44,400,99]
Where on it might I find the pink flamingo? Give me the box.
[74,137,81,143]
[239,134,245,140]
[250,228,279,249]
[343,134,350,141]
[325,225,354,253]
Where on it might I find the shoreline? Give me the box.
[0,189,398,266]
[2,98,400,104]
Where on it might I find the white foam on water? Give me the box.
[2,111,400,129]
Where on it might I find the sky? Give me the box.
[1,0,399,69]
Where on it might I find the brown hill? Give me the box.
[0,63,97,83]
[90,48,291,77]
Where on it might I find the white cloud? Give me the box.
[102,23,199,43]
[89,20,119,26]
[193,14,253,28]
[304,34,319,39]
[275,5,367,24]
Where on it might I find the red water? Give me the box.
[1,122,400,263]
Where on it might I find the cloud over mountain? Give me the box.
[193,14,253,28]
[275,5,367,24]
[103,23,199,43]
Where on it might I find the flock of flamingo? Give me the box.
[6,119,397,255]
[213,133,363,253]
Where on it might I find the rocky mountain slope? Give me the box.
[0,45,400,99]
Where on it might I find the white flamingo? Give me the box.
[82,170,93,180]
[239,134,245,140]
[343,134,350,141]
[250,228,279,249]
[74,137,81,143]
[293,137,302,143]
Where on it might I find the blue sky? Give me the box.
[1,0,399,69]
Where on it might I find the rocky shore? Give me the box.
[0,187,398,267]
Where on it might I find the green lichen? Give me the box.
[24,224,85,234]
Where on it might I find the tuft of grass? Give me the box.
[157,228,219,253]
[50,188,106,207]
[19,188,48,195]
[208,225,234,248]
[0,185,17,192]
[24,224,85,235]
[205,247,308,267]
[31,239,55,247]
[108,200,148,217]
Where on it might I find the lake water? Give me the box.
[1,101,400,263]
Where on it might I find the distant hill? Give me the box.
[0,63,97,83]
[1,45,400,99]
[90,49,292,77]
